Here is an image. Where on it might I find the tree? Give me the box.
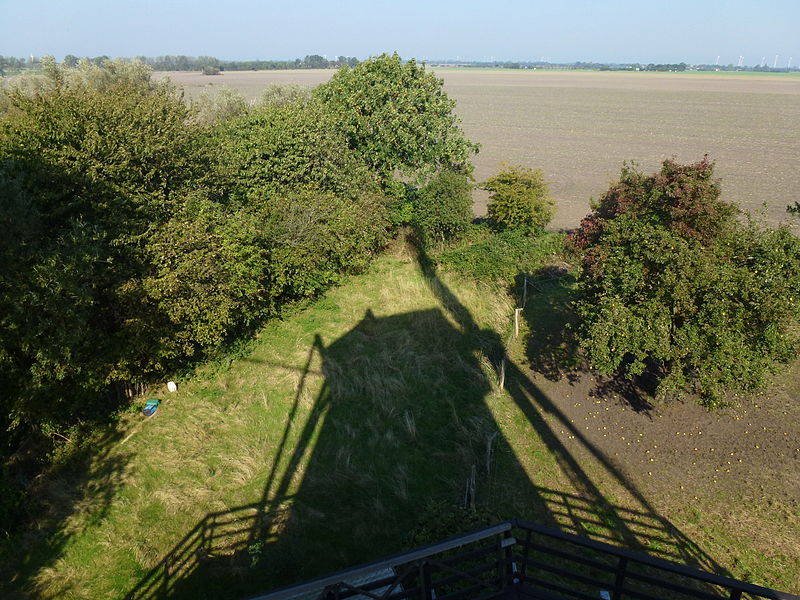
[0,59,212,432]
[484,165,554,233]
[63,54,79,68]
[302,54,328,69]
[313,53,478,189]
[568,158,800,406]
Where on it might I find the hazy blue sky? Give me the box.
[2,0,798,66]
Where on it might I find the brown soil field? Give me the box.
[159,69,800,231]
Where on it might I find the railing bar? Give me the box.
[519,575,607,600]
[515,539,617,571]
[430,560,499,588]
[620,584,722,600]
[327,573,409,598]
[435,579,503,600]
[624,569,729,600]
[245,522,513,600]
[439,542,502,566]
[427,556,505,591]
[512,519,800,600]
[516,556,613,589]
[325,582,422,600]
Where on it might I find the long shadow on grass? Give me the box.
[125,249,729,599]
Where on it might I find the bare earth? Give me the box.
[158,69,800,230]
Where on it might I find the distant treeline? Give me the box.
[4,55,798,76]
[0,54,359,75]
[425,59,799,73]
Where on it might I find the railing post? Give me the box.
[612,556,628,600]
[421,560,433,600]
[500,531,517,589]
[521,527,531,581]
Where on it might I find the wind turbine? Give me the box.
[737,55,744,68]
[773,55,779,68]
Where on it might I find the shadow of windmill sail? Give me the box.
[125,250,731,600]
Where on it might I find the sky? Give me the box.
[1,0,799,66]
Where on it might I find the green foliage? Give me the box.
[484,165,554,232]
[142,190,388,366]
[788,201,800,216]
[0,63,211,430]
[190,87,249,126]
[406,499,500,548]
[257,83,311,107]
[314,52,479,187]
[212,99,381,202]
[569,158,800,405]
[413,170,474,244]
[434,226,565,283]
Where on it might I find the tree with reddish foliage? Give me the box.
[568,158,800,406]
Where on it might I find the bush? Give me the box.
[484,165,554,233]
[190,87,248,125]
[258,83,311,108]
[0,64,212,431]
[143,189,388,365]
[212,99,381,203]
[568,158,800,406]
[413,170,473,244]
[434,226,565,283]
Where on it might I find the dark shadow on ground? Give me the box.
[1,427,134,599]
[520,268,658,414]
[519,268,581,383]
[125,247,730,599]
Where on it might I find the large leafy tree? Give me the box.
[568,158,800,405]
[313,53,479,189]
[0,61,211,431]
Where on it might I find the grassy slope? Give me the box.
[5,247,799,599]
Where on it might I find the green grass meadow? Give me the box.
[4,242,799,599]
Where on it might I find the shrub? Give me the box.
[568,158,800,406]
[191,87,248,125]
[258,83,311,108]
[143,189,389,366]
[0,63,212,431]
[434,226,565,283]
[484,165,554,233]
[413,170,473,244]
[212,99,381,203]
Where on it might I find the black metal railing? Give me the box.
[245,520,800,600]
